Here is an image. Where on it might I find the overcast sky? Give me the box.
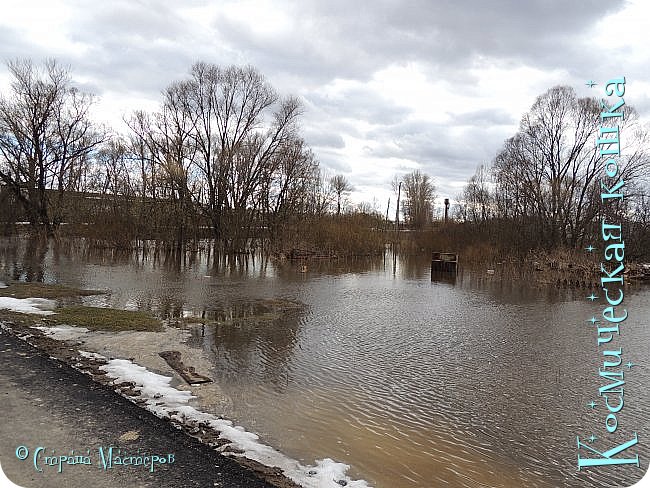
[2,0,649,209]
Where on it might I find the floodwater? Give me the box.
[1,237,649,488]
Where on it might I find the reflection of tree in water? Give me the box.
[4,235,49,282]
[208,250,267,279]
[272,255,386,280]
[0,238,19,282]
[399,253,436,281]
[187,303,304,393]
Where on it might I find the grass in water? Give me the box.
[0,282,106,299]
[50,306,162,332]
[0,306,162,332]
[0,281,160,331]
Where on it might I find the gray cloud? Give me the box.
[0,26,49,64]
[1,1,628,93]
[365,119,513,196]
[316,152,352,174]
[306,89,412,125]
[451,109,516,127]
[302,129,346,149]
[221,0,627,85]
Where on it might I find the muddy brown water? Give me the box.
[1,238,649,488]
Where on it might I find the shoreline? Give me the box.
[0,311,368,488]
[0,329,276,488]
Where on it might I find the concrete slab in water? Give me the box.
[159,350,212,385]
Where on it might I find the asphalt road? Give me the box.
[0,329,275,488]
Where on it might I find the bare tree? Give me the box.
[127,81,198,245]
[262,137,318,241]
[462,165,492,224]
[329,174,353,216]
[0,59,103,234]
[128,62,306,250]
[492,85,650,248]
[305,168,332,217]
[96,138,138,200]
[402,169,435,229]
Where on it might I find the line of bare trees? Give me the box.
[125,62,321,250]
[457,85,650,258]
[0,60,104,235]
[0,59,386,253]
[389,170,437,231]
[6,62,647,259]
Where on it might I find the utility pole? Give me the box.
[395,182,401,231]
[384,197,390,231]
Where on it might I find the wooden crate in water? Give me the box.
[431,252,458,274]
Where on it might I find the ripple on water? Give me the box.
[3,241,648,488]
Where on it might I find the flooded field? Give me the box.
[1,237,648,487]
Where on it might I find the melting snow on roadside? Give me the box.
[33,324,89,340]
[99,357,371,488]
[78,350,107,360]
[0,297,56,315]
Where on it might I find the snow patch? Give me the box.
[99,358,371,488]
[102,359,194,406]
[0,297,56,315]
[33,324,89,340]
[78,350,107,360]
[0,282,7,288]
